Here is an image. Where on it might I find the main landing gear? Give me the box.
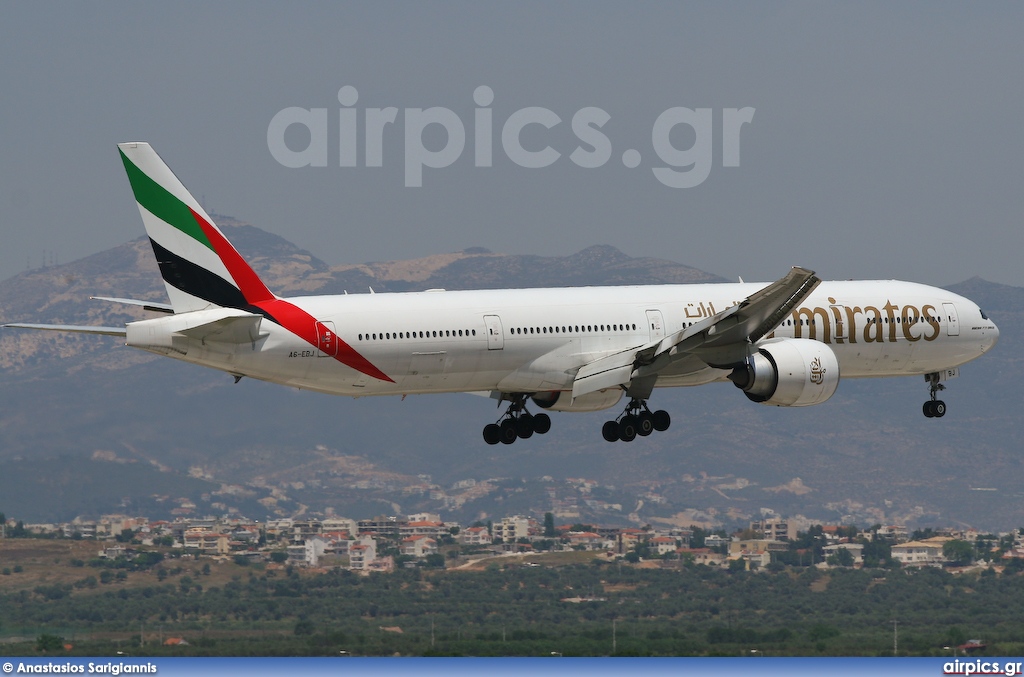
[601,398,671,443]
[483,395,552,445]
[923,372,947,418]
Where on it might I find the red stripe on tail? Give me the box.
[190,209,392,384]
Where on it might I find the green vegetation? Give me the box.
[2,560,1024,657]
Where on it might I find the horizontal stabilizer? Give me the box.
[91,296,174,314]
[177,312,266,344]
[2,323,127,337]
[125,307,267,354]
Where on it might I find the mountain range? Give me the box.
[0,217,1020,531]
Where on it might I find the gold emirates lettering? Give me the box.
[768,298,940,344]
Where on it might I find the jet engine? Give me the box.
[531,388,623,412]
[727,338,839,407]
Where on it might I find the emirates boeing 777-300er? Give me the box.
[3,143,1000,444]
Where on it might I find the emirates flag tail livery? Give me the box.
[3,143,999,444]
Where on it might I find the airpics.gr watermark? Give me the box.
[267,86,754,188]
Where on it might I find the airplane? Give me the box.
[3,143,1000,445]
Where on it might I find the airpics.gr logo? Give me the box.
[267,86,755,188]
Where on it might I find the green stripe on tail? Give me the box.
[119,149,213,251]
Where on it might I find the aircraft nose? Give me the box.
[987,321,1000,350]
[978,310,999,352]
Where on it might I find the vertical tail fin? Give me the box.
[118,142,275,313]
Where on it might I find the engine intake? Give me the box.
[728,338,839,407]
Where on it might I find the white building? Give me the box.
[892,538,949,566]
[348,536,377,571]
[288,537,329,567]
[401,536,438,558]
[494,516,531,543]
[460,526,491,545]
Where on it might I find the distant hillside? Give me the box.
[0,216,1020,530]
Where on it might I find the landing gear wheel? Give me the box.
[485,394,552,444]
[619,416,637,442]
[517,413,535,439]
[923,373,948,419]
[483,423,501,445]
[499,418,518,444]
[604,397,671,440]
[923,400,947,418]
[637,411,654,437]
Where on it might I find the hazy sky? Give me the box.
[1,3,1022,288]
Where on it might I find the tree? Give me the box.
[1004,557,1024,574]
[544,513,556,538]
[270,551,289,564]
[860,537,892,568]
[826,547,855,567]
[943,540,975,566]
[36,634,64,652]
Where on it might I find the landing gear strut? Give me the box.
[922,373,947,418]
[601,398,670,443]
[482,394,552,445]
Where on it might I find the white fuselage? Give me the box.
[150,279,998,402]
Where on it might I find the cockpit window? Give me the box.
[980,309,989,320]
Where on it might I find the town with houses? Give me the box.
[4,510,1024,574]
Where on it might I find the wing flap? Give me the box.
[571,350,636,399]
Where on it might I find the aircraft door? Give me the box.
[829,301,847,341]
[942,303,960,336]
[646,310,665,342]
[316,321,338,357]
[484,315,504,350]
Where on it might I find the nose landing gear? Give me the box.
[601,398,670,442]
[483,394,552,445]
[923,373,947,418]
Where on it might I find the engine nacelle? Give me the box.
[531,389,623,412]
[727,338,840,407]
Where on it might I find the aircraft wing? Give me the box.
[2,323,127,337]
[571,267,820,399]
